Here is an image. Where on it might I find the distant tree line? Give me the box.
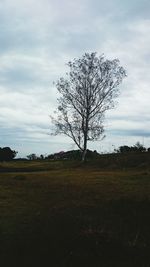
[1,142,149,162]
[26,143,150,161]
[26,150,99,161]
[0,147,17,161]
[115,142,149,154]
[46,149,99,160]
[26,154,45,160]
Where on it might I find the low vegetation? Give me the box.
[0,155,150,267]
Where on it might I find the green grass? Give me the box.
[0,160,150,266]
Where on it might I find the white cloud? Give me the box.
[0,0,150,155]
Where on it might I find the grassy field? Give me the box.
[0,159,150,266]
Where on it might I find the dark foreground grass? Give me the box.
[0,161,150,266]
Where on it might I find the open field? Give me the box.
[0,158,150,266]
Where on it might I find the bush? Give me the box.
[0,147,17,161]
[116,142,146,153]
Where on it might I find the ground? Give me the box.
[0,159,150,266]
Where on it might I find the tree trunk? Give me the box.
[82,149,87,162]
[82,131,88,162]
[81,114,89,162]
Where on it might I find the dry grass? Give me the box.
[0,161,150,266]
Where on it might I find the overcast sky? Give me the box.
[0,0,150,157]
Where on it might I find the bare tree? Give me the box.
[51,52,126,161]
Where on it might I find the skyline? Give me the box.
[0,0,150,157]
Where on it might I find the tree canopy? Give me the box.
[0,147,17,161]
[51,52,126,161]
[115,142,146,153]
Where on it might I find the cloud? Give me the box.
[0,0,150,156]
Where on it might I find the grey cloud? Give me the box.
[88,0,150,20]
[110,129,150,138]
[0,0,150,155]
[0,66,37,86]
[0,124,72,157]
